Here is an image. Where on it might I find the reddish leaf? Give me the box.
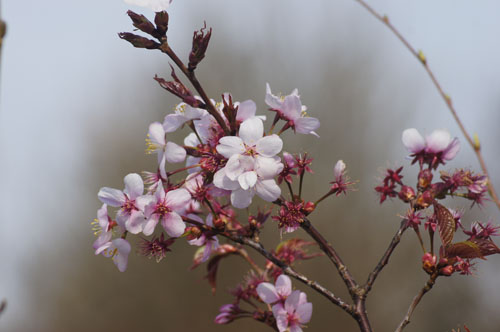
[470,238,500,257]
[205,244,240,294]
[434,202,456,246]
[445,241,483,259]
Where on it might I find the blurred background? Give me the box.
[1,0,500,331]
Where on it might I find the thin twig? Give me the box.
[395,273,438,332]
[353,0,500,210]
[364,220,408,294]
[158,42,230,135]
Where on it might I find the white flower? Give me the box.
[163,103,206,133]
[265,83,320,137]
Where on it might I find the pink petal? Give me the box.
[256,134,283,157]
[98,187,125,207]
[97,204,109,228]
[289,325,303,332]
[402,128,425,153]
[124,173,144,199]
[112,239,131,272]
[282,95,302,120]
[93,233,112,252]
[231,188,254,209]
[255,179,281,202]
[237,171,258,190]
[239,117,264,146]
[236,100,257,122]
[255,156,284,179]
[256,282,279,304]
[296,302,313,324]
[125,210,145,234]
[285,290,302,313]
[165,141,186,163]
[275,274,292,297]
[216,136,245,159]
[425,129,451,153]
[225,155,247,181]
[333,160,346,180]
[184,132,200,147]
[265,83,283,110]
[443,137,460,160]
[165,188,191,211]
[213,168,241,191]
[163,113,188,133]
[148,122,166,146]
[161,212,186,237]
[143,216,159,236]
[295,117,320,135]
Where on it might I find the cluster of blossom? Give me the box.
[92,2,500,330]
[375,128,500,277]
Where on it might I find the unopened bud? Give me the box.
[127,11,158,37]
[398,186,415,203]
[418,169,433,189]
[303,201,315,215]
[154,11,169,36]
[422,252,437,274]
[188,23,212,71]
[439,265,454,276]
[213,217,226,229]
[186,226,202,240]
[416,190,434,208]
[118,32,160,50]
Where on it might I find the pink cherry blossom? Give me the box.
[163,103,206,133]
[147,122,187,178]
[256,274,292,304]
[143,182,191,237]
[265,83,320,137]
[95,238,132,272]
[124,0,173,12]
[92,204,123,252]
[272,290,313,332]
[97,173,150,234]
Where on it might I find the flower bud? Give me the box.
[418,169,433,189]
[214,313,232,324]
[303,201,315,215]
[439,265,454,276]
[118,32,160,50]
[398,186,415,203]
[186,226,202,241]
[127,10,158,37]
[422,252,437,274]
[213,217,226,229]
[154,11,169,36]
[416,190,434,208]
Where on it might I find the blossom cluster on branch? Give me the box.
[91,2,500,331]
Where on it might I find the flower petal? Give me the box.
[165,188,191,211]
[231,188,254,209]
[296,302,313,324]
[126,210,145,234]
[402,128,425,153]
[238,171,258,190]
[216,136,245,159]
[161,212,186,238]
[124,173,144,199]
[256,134,283,157]
[98,187,125,207]
[143,216,159,236]
[275,274,292,298]
[443,137,460,160]
[426,129,451,153]
[165,141,186,163]
[236,100,257,122]
[265,83,283,110]
[112,238,131,272]
[213,168,241,191]
[256,282,279,304]
[294,117,320,135]
[255,156,284,179]
[148,122,166,146]
[255,179,281,202]
[282,95,302,120]
[163,113,188,133]
[239,117,264,146]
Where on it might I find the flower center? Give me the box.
[154,201,172,217]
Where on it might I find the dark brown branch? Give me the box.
[301,218,359,295]
[395,274,438,332]
[353,0,500,210]
[364,220,409,294]
[182,217,354,316]
[158,42,231,135]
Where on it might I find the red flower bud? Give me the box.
[398,186,415,203]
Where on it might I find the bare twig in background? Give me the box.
[353,0,500,210]
[0,299,6,317]
[0,0,6,70]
